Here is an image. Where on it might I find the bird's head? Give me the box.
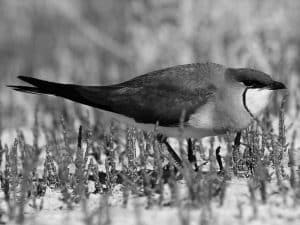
[226,67,287,118]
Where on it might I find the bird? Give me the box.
[8,62,286,166]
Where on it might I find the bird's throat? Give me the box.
[243,88,273,118]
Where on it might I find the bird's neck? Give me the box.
[244,88,273,117]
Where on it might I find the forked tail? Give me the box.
[8,76,116,111]
[8,76,71,95]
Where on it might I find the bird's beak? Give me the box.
[269,81,287,90]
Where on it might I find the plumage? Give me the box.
[8,62,286,139]
[244,88,274,116]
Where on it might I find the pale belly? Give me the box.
[98,107,225,139]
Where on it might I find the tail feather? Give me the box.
[18,76,50,87]
[8,76,75,96]
[7,76,58,94]
[8,76,114,111]
[7,85,47,95]
[15,76,65,94]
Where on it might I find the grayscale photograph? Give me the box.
[0,0,299,224]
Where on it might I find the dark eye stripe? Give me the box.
[242,80,265,88]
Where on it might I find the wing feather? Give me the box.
[98,63,221,126]
[10,63,223,126]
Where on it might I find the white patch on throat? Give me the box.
[245,88,273,116]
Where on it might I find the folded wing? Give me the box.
[9,63,220,126]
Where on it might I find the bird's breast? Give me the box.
[187,102,216,130]
[214,86,253,131]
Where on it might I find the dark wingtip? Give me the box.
[7,85,43,94]
[7,85,21,90]
[7,76,36,92]
[17,75,35,82]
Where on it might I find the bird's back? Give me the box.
[99,62,224,126]
[9,62,226,136]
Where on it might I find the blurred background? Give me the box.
[0,0,299,144]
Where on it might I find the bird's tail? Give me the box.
[8,76,69,96]
[8,76,112,110]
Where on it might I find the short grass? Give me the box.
[0,96,300,225]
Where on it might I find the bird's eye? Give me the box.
[242,80,253,86]
[242,80,265,88]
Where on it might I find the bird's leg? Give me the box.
[215,146,223,172]
[215,132,242,174]
[156,134,182,168]
[187,138,198,171]
[232,131,242,175]
[234,131,242,148]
